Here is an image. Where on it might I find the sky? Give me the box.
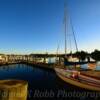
[0,0,100,54]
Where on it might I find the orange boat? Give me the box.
[88,63,96,70]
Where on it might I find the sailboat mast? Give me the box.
[64,0,67,57]
[69,13,78,52]
[71,21,78,52]
[64,0,78,54]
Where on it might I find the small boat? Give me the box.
[55,68,100,91]
[88,63,96,70]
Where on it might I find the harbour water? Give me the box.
[0,64,99,100]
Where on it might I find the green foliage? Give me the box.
[91,49,100,61]
[74,51,88,61]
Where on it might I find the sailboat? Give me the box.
[54,0,100,91]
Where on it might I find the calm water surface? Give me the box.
[0,64,99,100]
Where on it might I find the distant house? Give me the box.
[0,54,6,62]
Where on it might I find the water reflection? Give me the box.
[0,64,99,100]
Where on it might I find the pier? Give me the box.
[0,54,96,70]
[0,54,63,70]
[0,54,99,78]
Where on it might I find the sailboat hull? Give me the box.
[64,61,88,65]
[55,68,100,91]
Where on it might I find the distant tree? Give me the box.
[91,49,100,61]
[74,51,88,61]
[74,51,81,59]
[80,51,88,61]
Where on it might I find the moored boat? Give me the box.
[55,68,100,91]
[54,0,100,91]
[88,62,96,70]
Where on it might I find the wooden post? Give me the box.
[0,80,28,100]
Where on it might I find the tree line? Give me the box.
[73,49,100,61]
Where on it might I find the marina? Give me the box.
[0,64,99,100]
[0,0,100,99]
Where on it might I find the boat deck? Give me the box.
[80,71,100,79]
[55,68,100,91]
